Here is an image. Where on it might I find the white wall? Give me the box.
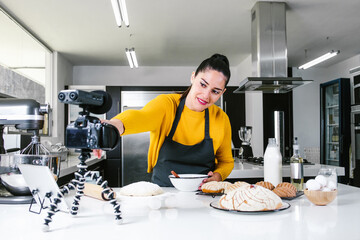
[72,53,360,160]
[292,54,360,158]
[72,57,251,87]
[42,52,73,145]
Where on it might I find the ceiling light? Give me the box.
[111,0,129,27]
[125,48,138,68]
[298,50,340,70]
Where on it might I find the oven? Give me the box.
[351,105,360,186]
[351,73,360,106]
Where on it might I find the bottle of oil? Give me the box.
[290,137,304,191]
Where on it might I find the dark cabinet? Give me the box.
[225,86,246,148]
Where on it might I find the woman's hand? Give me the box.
[92,118,125,159]
[198,171,222,190]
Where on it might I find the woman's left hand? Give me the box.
[198,171,222,190]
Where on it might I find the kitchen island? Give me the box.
[0,184,359,240]
[228,161,345,179]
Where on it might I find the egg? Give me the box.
[322,187,332,192]
[315,175,328,188]
[327,180,337,190]
[306,179,321,191]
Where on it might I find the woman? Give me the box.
[95,54,234,187]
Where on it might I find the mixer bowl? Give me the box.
[0,154,61,196]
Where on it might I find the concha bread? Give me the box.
[201,181,232,193]
[224,181,250,194]
[276,182,297,193]
[255,181,275,190]
[219,185,283,211]
[119,181,164,197]
[273,186,296,198]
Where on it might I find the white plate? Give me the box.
[210,201,290,214]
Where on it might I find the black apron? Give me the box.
[151,98,215,187]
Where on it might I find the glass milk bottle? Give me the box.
[264,138,282,186]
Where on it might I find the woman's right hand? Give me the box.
[93,149,102,159]
[92,118,125,159]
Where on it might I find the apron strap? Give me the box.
[168,97,210,140]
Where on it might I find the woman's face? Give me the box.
[186,69,227,112]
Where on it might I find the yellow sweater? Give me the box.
[113,94,234,180]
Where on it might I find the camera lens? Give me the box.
[70,92,78,100]
[58,92,65,101]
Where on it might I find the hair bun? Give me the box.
[211,53,229,67]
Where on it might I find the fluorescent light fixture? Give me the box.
[111,0,129,27]
[125,48,138,68]
[298,50,340,69]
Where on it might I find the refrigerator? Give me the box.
[320,78,351,183]
[120,90,223,186]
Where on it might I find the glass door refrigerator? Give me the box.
[320,78,351,183]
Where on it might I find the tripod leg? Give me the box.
[70,172,85,216]
[42,181,76,231]
[90,173,122,224]
[42,192,64,232]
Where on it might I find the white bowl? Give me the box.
[169,174,208,192]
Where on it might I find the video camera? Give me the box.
[58,90,119,150]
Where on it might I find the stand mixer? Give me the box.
[239,126,253,159]
[0,98,53,202]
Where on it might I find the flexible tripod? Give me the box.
[42,149,122,232]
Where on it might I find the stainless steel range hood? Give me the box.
[234,2,312,93]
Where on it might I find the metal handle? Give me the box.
[355,126,360,130]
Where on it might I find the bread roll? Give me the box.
[219,185,283,211]
[224,181,250,194]
[276,182,297,193]
[255,181,275,190]
[201,181,232,193]
[273,186,296,198]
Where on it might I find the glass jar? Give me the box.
[317,167,338,190]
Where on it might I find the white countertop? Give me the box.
[0,184,359,239]
[227,161,345,179]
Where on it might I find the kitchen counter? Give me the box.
[59,154,104,178]
[0,184,359,240]
[227,161,345,179]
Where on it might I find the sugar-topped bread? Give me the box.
[201,181,232,193]
[276,182,297,193]
[119,181,164,197]
[273,186,296,198]
[219,185,283,211]
[224,181,250,194]
[255,181,275,190]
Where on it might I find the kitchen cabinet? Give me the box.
[225,86,246,148]
[320,78,350,183]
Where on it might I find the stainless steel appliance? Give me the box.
[238,126,253,159]
[234,2,312,93]
[120,91,171,186]
[0,98,57,203]
[351,105,360,187]
[350,67,360,106]
[120,91,222,186]
[320,78,351,184]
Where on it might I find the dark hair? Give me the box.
[180,54,231,101]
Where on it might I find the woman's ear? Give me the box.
[190,71,195,84]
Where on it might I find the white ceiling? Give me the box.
[0,0,360,68]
